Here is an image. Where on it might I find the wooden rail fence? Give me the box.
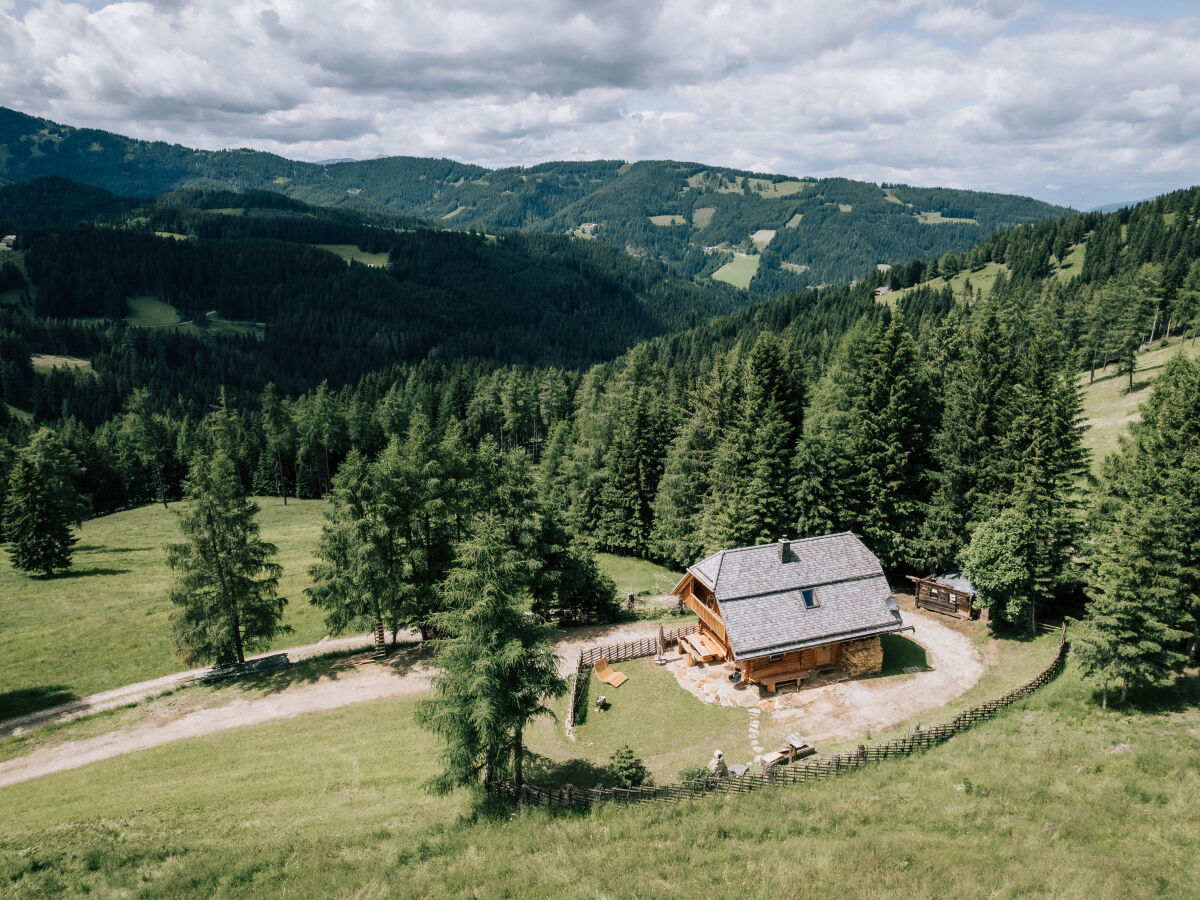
[495,624,1068,809]
[564,624,700,737]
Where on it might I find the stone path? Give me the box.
[668,608,985,752]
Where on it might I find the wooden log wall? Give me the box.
[504,623,1068,808]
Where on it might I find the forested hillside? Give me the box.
[0,107,1071,294]
[0,180,746,429]
[2,176,1199,650]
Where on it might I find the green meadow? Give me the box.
[1,652,1196,897]
[711,253,760,289]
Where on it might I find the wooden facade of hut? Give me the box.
[907,573,980,619]
[671,533,909,692]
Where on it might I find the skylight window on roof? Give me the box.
[801,589,818,609]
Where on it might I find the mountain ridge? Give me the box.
[0,107,1072,294]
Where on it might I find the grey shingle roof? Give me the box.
[686,533,904,661]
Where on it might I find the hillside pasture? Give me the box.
[125,295,182,327]
[29,354,91,374]
[691,206,715,228]
[1,649,1197,896]
[0,499,330,718]
[916,211,979,225]
[785,212,803,228]
[1079,337,1199,471]
[747,178,809,197]
[1054,242,1087,281]
[712,253,760,289]
[648,214,686,226]
[750,229,776,248]
[315,244,390,267]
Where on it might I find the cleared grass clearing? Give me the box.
[882,188,908,205]
[594,553,680,598]
[691,206,715,228]
[1079,338,1199,471]
[570,223,599,239]
[916,211,979,225]
[712,253,760,289]
[1,653,1196,896]
[649,214,686,226]
[125,295,182,327]
[750,229,776,248]
[153,231,190,241]
[882,261,1010,306]
[30,354,91,374]
[747,178,809,197]
[781,262,810,274]
[315,244,390,267]
[785,212,803,228]
[0,499,330,718]
[4,404,31,423]
[1054,242,1087,281]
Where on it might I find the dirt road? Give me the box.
[0,618,674,789]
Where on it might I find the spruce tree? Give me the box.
[3,429,84,577]
[415,514,565,790]
[167,447,288,665]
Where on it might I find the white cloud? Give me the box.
[0,0,1198,207]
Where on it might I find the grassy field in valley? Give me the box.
[1,648,1196,897]
[0,499,330,717]
[125,294,182,327]
[711,252,760,289]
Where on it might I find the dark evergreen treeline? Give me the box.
[4,183,1200,656]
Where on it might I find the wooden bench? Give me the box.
[594,657,628,688]
[745,659,809,693]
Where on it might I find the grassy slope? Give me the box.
[594,552,679,597]
[0,505,678,715]
[1,653,1196,897]
[712,253,760,289]
[1080,337,1200,472]
[314,243,390,267]
[0,499,329,716]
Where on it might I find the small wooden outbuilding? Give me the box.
[907,572,980,619]
[671,533,908,692]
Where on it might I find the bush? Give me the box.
[608,744,650,788]
[677,765,710,783]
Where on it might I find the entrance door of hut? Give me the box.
[814,645,834,666]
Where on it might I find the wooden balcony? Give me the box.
[683,592,726,643]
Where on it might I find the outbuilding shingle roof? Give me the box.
[682,532,904,661]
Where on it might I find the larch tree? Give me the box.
[306,447,405,654]
[415,513,565,791]
[122,386,172,509]
[3,428,84,577]
[167,447,288,666]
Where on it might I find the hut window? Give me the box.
[930,587,939,597]
[801,589,818,609]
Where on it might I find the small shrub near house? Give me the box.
[608,745,650,788]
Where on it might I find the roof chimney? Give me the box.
[778,536,790,562]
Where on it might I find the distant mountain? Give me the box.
[1089,199,1150,214]
[0,106,1073,294]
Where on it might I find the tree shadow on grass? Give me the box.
[202,641,432,699]
[48,567,131,579]
[877,634,929,677]
[74,545,155,554]
[0,685,79,720]
[524,753,611,792]
[1096,671,1200,715]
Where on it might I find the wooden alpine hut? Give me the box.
[671,533,909,692]
[907,572,980,619]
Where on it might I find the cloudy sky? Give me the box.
[2,0,1198,209]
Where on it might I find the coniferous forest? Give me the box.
[2,169,1200,684]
